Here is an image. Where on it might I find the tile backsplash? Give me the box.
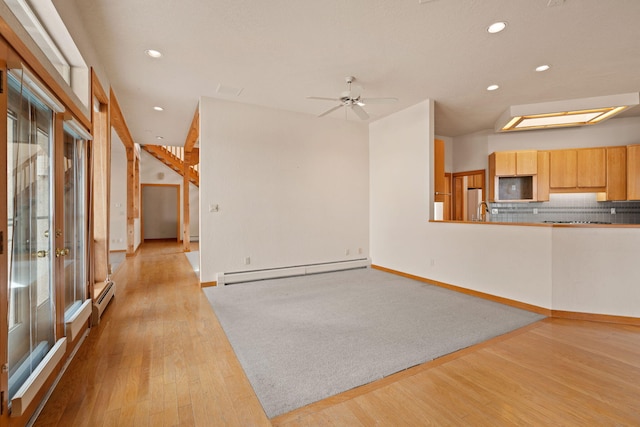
[489,193,640,224]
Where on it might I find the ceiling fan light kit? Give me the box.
[307,76,398,120]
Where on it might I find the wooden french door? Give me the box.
[0,41,90,424]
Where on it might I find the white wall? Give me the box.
[369,101,554,309]
[199,97,369,283]
[552,227,640,317]
[109,131,127,251]
[369,100,434,273]
[139,150,200,240]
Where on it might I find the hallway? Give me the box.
[34,241,269,426]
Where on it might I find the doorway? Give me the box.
[141,184,180,241]
[453,170,486,221]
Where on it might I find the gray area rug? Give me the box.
[203,268,545,418]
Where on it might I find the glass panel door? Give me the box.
[62,127,87,323]
[6,72,56,399]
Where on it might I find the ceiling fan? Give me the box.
[307,76,398,120]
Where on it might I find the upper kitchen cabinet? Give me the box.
[577,148,606,188]
[550,148,606,190]
[628,144,640,200]
[537,151,550,202]
[492,151,537,176]
[489,151,537,202]
[597,146,626,201]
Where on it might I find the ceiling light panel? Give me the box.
[495,93,640,132]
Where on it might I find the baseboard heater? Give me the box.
[217,258,371,285]
[11,338,67,417]
[92,280,116,325]
[65,299,92,342]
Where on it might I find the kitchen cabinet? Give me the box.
[628,144,640,200]
[597,146,626,201]
[537,151,550,202]
[468,173,484,189]
[489,151,537,202]
[492,151,537,176]
[577,148,606,188]
[549,150,578,188]
[550,148,606,190]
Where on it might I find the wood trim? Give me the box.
[372,265,640,326]
[54,112,66,342]
[0,17,91,130]
[371,264,551,316]
[0,54,9,425]
[201,281,217,288]
[551,310,640,326]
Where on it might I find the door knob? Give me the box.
[36,250,48,258]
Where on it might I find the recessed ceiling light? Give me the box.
[536,64,551,72]
[487,84,500,91]
[145,49,162,58]
[156,136,164,140]
[153,106,164,111]
[487,21,507,34]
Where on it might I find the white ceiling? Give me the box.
[68,0,640,145]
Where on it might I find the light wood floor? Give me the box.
[34,241,640,426]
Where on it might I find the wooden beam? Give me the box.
[189,147,200,166]
[183,153,191,252]
[184,106,199,153]
[90,72,110,284]
[109,89,135,149]
[126,147,136,255]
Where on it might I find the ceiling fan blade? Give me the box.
[307,96,340,102]
[318,104,344,117]
[359,97,398,104]
[351,104,370,120]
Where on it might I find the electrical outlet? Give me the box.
[611,208,616,214]
[533,208,538,215]
[491,208,499,215]
[244,257,250,265]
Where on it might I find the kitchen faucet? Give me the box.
[477,201,489,222]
